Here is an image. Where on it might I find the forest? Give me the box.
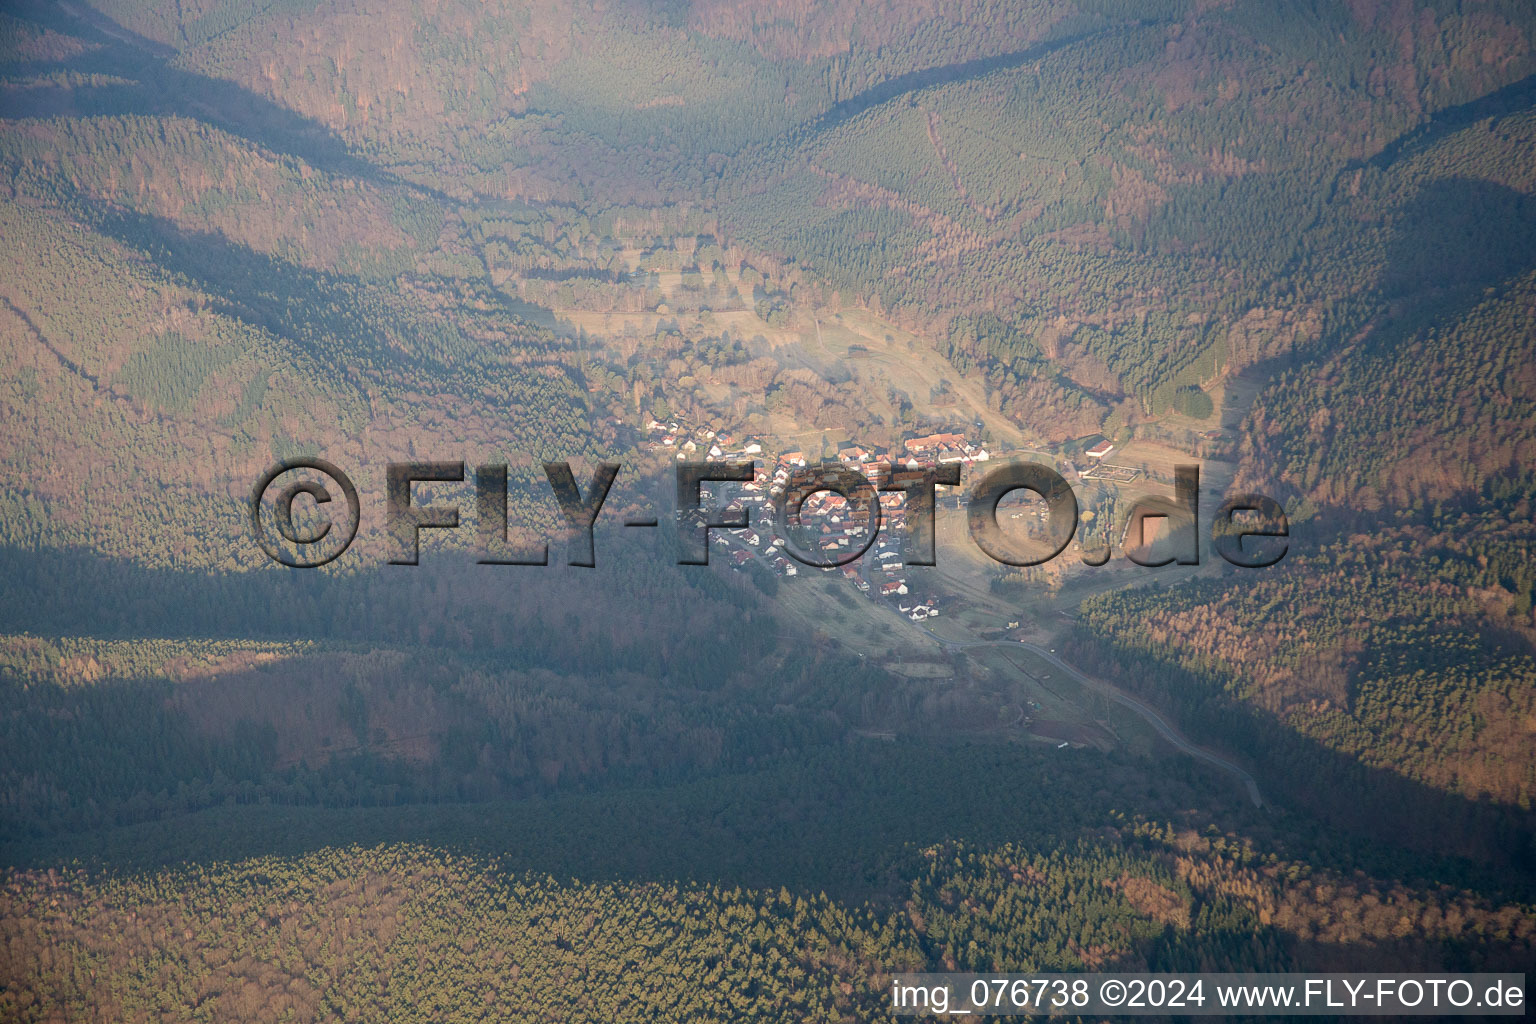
[2,0,1535,1018]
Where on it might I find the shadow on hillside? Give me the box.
[1367,70,1536,172]
[1230,103,1536,370]
[1378,176,1536,316]
[1231,173,1536,493]
[0,538,781,678]
[73,201,567,392]
[1063,632,1536,894]
[5,0,416,191]
[77,200,408,379]
[3,725,1532,971]
[802,27,1108,137]
[0,722,1258,900]
[2,540,1534,904]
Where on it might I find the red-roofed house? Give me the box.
[905,432,965,453]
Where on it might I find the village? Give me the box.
[630,415,1250,763]
[639,417,1147,625]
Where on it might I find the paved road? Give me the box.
[922,629,1265,808]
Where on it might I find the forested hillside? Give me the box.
[9,0,1535,435]
[6,744,1534,1022]
[1069,501,1536,851]
[2,0,1535,1017]
[1065,100,1536,871]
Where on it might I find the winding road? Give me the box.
[922,629,1265,808]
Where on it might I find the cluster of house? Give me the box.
[894,432,993,466]
[711,475,944,622]
[709,496,799,579]
[642,422,996,471]
[649,423,995,622]
[642,419,762,461]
